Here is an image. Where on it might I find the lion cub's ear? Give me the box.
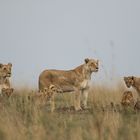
[8,63,12,67]
[85,58,89,64]
[43,88,48,93]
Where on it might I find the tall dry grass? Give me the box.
[0,83,139,140]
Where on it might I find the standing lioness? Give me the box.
[39,58,99,110]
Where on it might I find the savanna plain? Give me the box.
[0,82,139,140]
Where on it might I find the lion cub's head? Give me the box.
[134,100,140,111]
[121,91,135,107]
[2,88,14,97]
[124,76,135,88]
[43,85,61,99]
[0,63,12,78]
[84,58,99,73]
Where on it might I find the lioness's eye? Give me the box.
[3,68,7,70]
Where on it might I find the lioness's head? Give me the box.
[124,76,135,88]
[121,91,134,107]
[84,58,99,72]
[0,63,12,78]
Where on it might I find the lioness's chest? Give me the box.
[80,79,89,89]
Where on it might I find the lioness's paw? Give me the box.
[81,106,90,110]
[75,107,82,111]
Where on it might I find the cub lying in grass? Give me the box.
[121,91,135,108]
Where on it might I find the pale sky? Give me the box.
[0,0,140,88]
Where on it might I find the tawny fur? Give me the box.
[134,100,140,111]
[1,88,14,97]
[0,63,13,95]
[124,76,140,97]
[39,58,99,111]
[121,91,135,107]
[30,85,61,112]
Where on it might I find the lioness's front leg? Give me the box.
[74,90,82,111]
[81,88,89,109]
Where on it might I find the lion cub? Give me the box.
[33,85,61,112]
[1,88,14,98]
[134,100,140,111]
[121,91,135,107]
[124,76,140,97]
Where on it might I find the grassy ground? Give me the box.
[0,83,139,140]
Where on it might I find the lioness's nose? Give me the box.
[96,67,99,70]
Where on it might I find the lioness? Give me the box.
[39,58,99,111]
[0,63,12,95]
[121,91,135,107]
[124,76,140,97]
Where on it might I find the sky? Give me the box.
[0,0,140,88]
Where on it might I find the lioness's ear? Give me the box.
[85,58,89,64]
[8,63,12,67]
[131,76,134,80]
[0,64,3,68]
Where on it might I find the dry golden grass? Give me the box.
[0,83,139,140]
